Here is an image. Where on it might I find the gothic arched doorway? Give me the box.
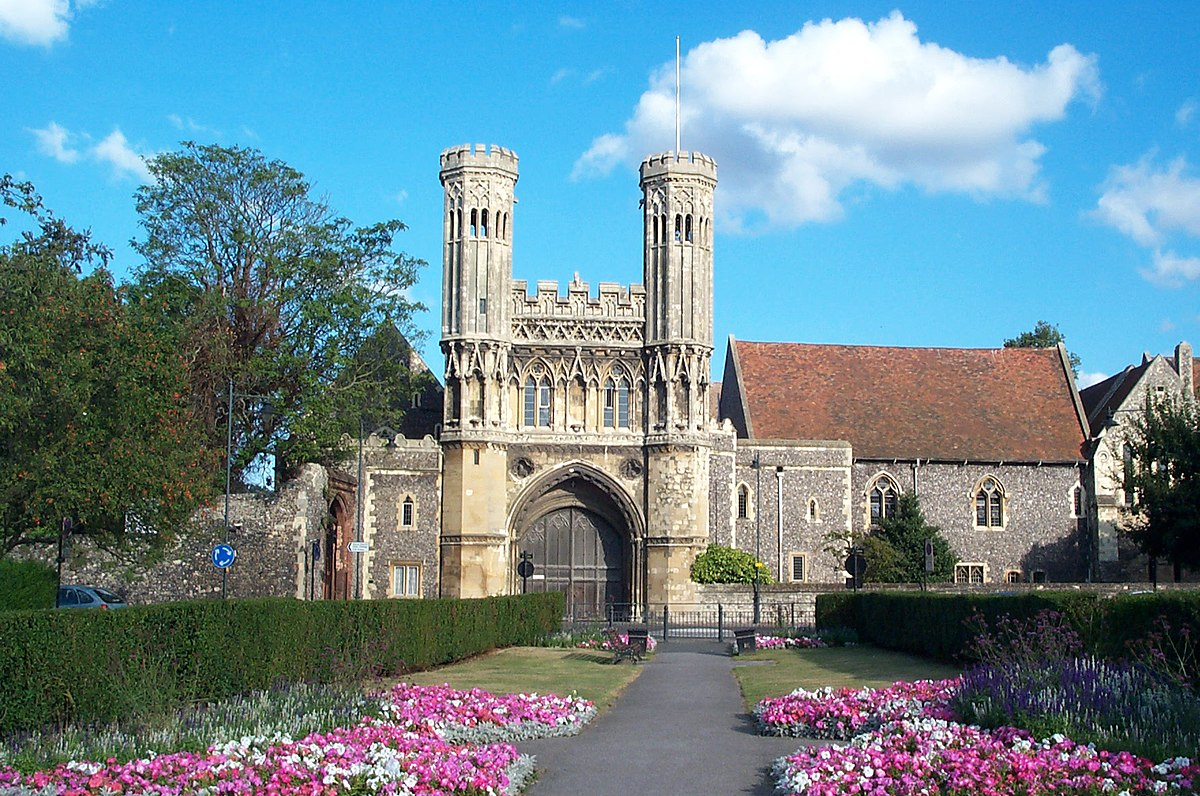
[512,464,641,619]
[519,507,626,617]
[325,494,353,600]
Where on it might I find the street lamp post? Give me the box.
[751,453,762,624]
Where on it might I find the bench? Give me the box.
[605,626,649,663]
[733,627,757,654]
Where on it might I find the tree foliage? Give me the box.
[0,176,214,555]
[863,492,958,583]
[1003,319,1081,376]
[690,543,773,584]
[1121,396,1200,571]
[131,143,427,484]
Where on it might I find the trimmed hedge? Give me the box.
[0,592,562,734]
[0,560,57,611]
[815,590,1200,663]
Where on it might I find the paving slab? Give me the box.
[521,639,826,796]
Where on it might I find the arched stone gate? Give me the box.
[510,463,643,618]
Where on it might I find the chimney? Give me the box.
[1176,341,1194,398]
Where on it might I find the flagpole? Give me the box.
[675,35,681,158]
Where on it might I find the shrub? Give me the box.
[690,543,772,584]
[0,591,563,734]
[0,560,56,611]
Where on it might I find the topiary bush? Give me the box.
[0,559,57,611]
[690,543,773,584]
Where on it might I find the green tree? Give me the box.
[1121,396,1200,574]
[690,544,773,584]
[863,492,958,583]
[1003,319,1082,376]
[131,143,427,485]
[0,177,214,555]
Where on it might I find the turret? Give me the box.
[439,144,518,428]
[640,150,717,432]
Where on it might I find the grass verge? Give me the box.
[733,645,960,709]
[378,646,642,713]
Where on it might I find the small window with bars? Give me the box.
[789,553,806,583]
[401,497,414,528]
[737,485,750,519]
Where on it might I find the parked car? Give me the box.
[57,585,127,610]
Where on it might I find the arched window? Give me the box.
[501,212,507,240]
[604,368,631,429]
[456,209,463,239]
[674,214,682,241]
[401,496,414,527]
[469,209,478,237]
[808,498,819,522]
[449,207,456,238]
[480,209,489,238]
[974,477,1004,528]
[737,484,750,519]
[524,376,552,428]
[652,214,659,245]
[869,475,899,524]
[1072,484,1083,517]
[685,214,693,242]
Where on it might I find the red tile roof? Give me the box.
[724,339,1087,462]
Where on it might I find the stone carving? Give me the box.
[511,457,536,478]
[620,458,643,479]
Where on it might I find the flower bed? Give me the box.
[755,679,960,739]
[575,631,658,654]
[761,678,1200,795]
[773,718,1199,796]
[754,634,828,650]
[0,684,597,795]
[382,683,597,743]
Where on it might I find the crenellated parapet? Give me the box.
[511,274,645,320]
[510,274,645,346]
[639,150,718,182]
[440,143,519,176]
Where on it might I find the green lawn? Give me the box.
[378,647,642,712]
[733,646,960,708]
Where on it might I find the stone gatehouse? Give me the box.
[58,142,1097,609]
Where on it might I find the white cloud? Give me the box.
[1140,250,1200,289]
[558,16,584,30]
[29,121,80,162]
[0,0,97,47]
[166,113,222,138]
[92,128,153,182]
[1094,156,1200,247]
[1077,370,1108,389]
[1178,99,1197,126]
[573,12,1100,230]
[394,189,409,204]
[550,67,573,85]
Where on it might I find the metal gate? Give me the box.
[519,507,627,618]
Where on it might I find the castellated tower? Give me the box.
[439,144,518,597]
[640,150,718,606]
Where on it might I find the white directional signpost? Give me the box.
[348,541,369,553]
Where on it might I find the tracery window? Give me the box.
[524,376,552,428]
[604,369,631,429]
[974,477,1004,528]
[868,475,899,524]
[480,208,489,238]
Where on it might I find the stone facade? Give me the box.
[1081,342,1197,582]
[56,464,330,604]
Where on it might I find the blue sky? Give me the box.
[3,1,1199,388]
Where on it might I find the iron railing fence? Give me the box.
[560,602,814,642]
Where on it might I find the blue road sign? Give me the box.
[211,543,237,569]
